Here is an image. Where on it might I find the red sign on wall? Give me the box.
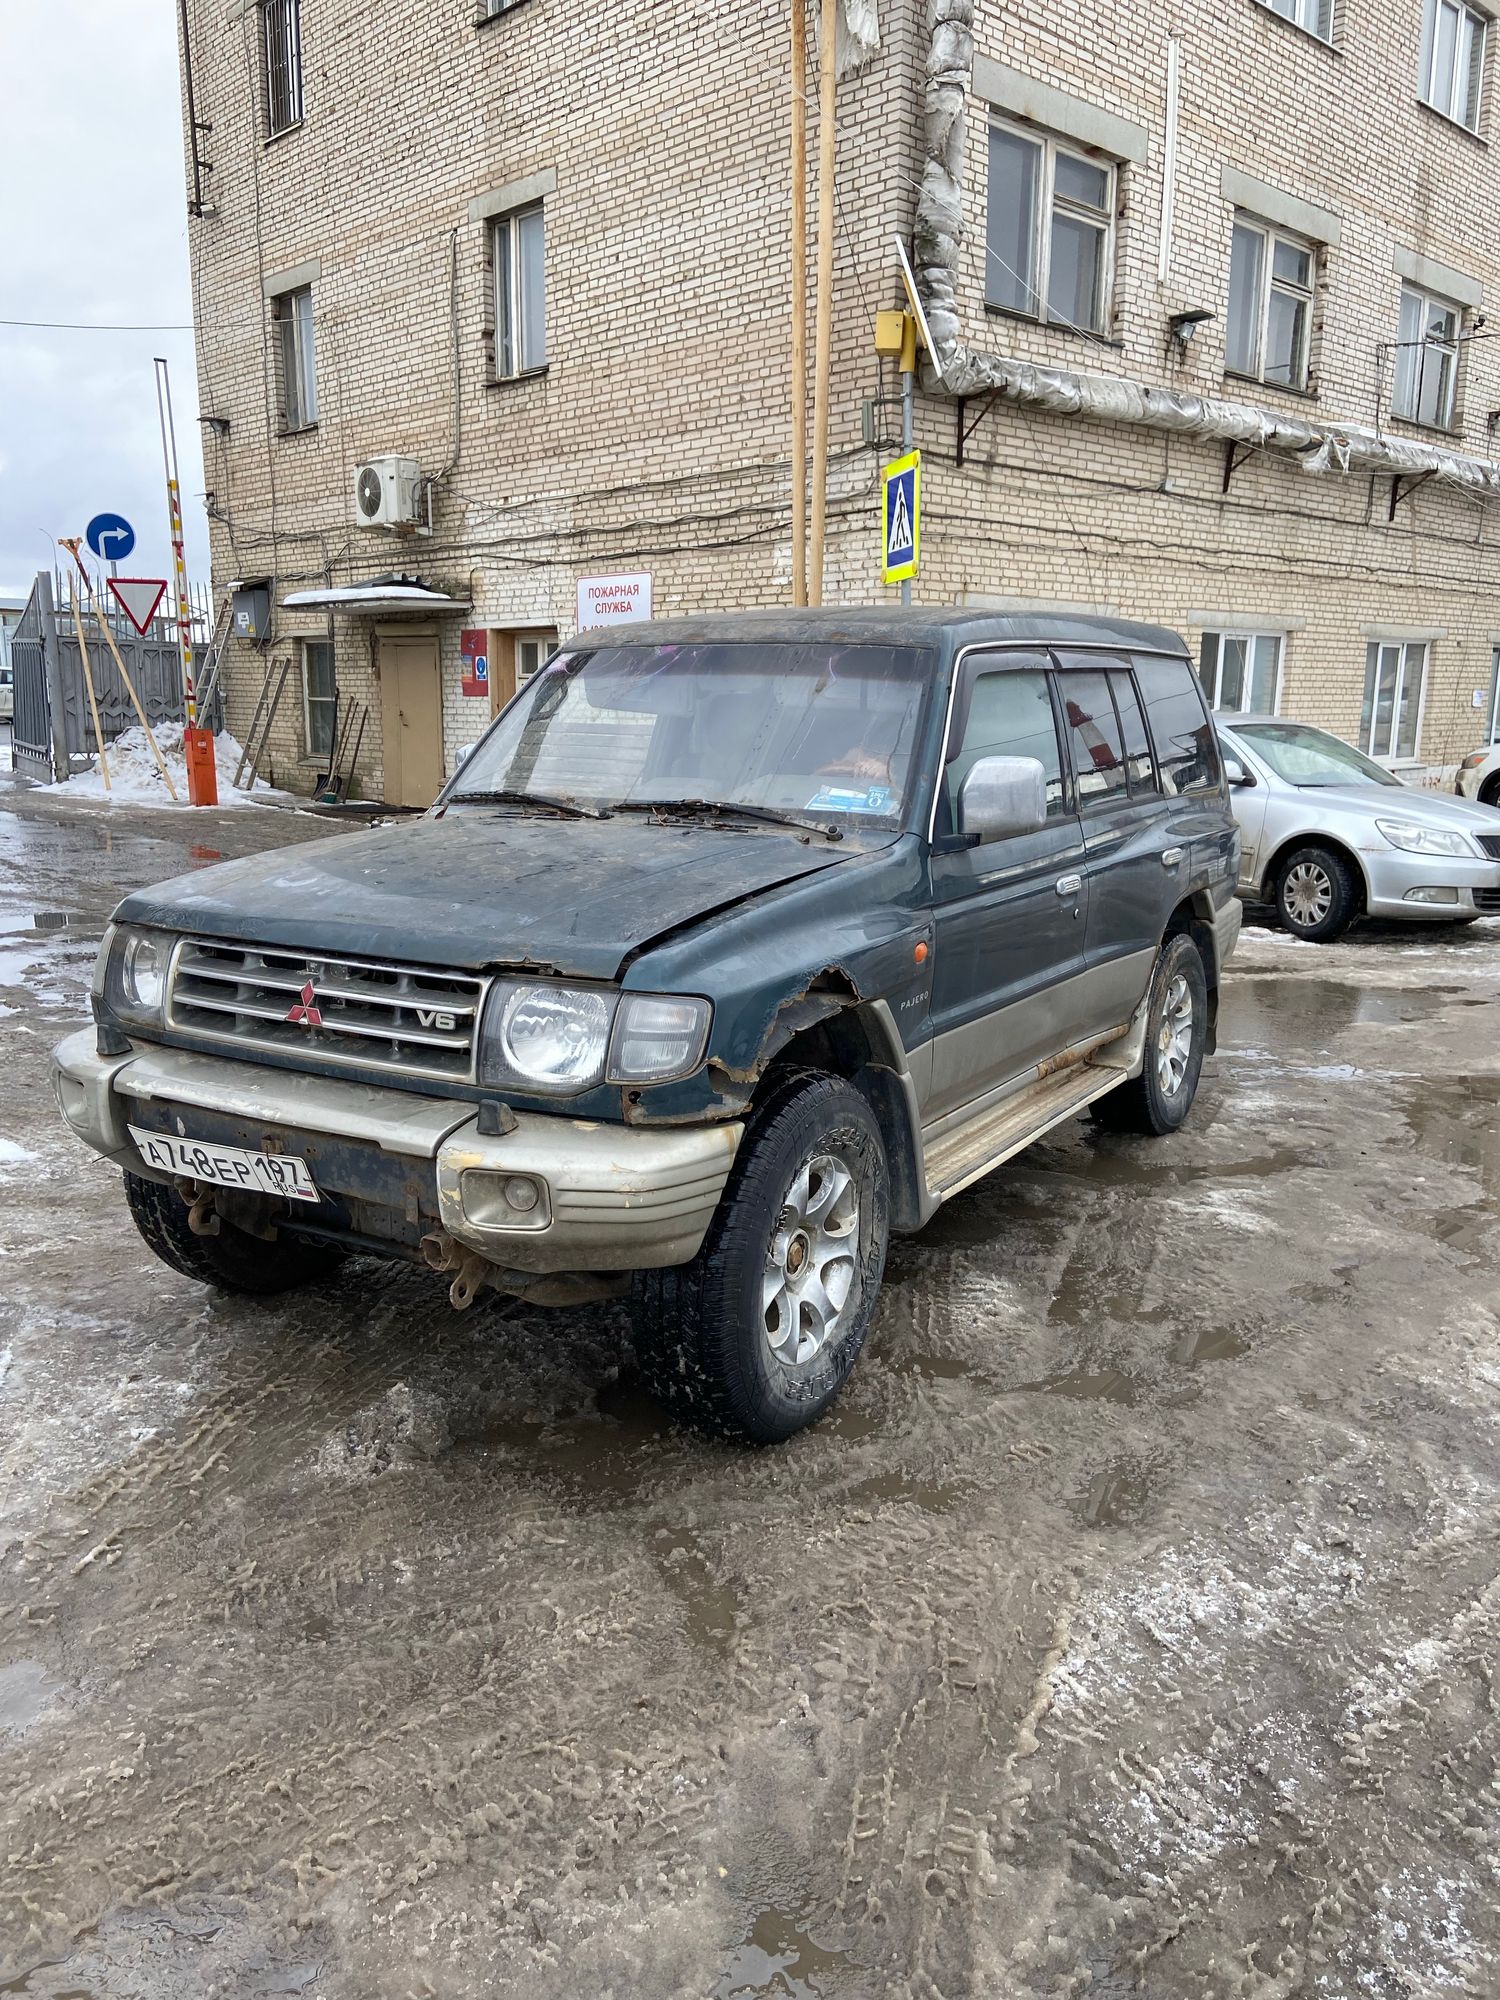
[460,628,489,698]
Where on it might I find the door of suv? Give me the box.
[924,652,1091,1120]
[1051,651,1180,1028]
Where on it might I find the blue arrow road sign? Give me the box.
[86,512,136,564]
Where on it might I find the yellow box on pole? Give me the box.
[873,309,906,358]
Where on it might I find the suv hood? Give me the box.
[115,809,867,980]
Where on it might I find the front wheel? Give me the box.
[631,1073,889,1444]
[1091,933,1209,1137]
[1276,844,1358,942]
[123,1172,345,1295]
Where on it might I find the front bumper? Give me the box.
[51,1030,741,1273]
[1360,849,1500,921]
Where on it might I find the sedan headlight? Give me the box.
[1460,751,1490,770]
[103,925,171,1026]
[477,981,712,1093]
[1375,820,1474,858]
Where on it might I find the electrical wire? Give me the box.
[0,317,193,332]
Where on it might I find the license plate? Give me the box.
[128,1125,320,1204]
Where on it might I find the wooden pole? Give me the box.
[66,573,111,792]
[807,0,838,606]
[59,541,179,800]
[789,0,809,608]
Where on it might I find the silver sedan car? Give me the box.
[1216,716,1500,941]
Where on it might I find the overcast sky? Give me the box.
[0,0,207,600]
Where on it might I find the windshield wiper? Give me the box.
[448,787,608,819]
[613,797,834,835]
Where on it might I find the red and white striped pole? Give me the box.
[154,355,217,804]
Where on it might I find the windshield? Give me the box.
[447,640,933,825]
[1229,721,1406,789]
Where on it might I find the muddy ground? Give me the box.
[3,776,1499,1999]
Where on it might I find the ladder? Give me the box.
[233,655,294,791]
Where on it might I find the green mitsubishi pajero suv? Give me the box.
[54,610,1240,1443]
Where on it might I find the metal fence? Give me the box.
[10,571,221,784]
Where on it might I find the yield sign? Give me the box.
[107,577,168,636]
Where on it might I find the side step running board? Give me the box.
[923,1060,1126,1203]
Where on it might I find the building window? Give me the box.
[478,0,527,14]
[1391,285,1461,427]
[1420,0,1486,130]
[302,639,336,759]
[263,0,304,137]
[1198,632,1284,713]
[1226,219,1314,389]
[1257,0,1335,42]
[273,285,317,432]
[491,206,546,378]
[1361,641,1427,760]
[985,119,1116,334]
[516,632,556,681]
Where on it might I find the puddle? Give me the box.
[1224,975,1487,1057]
[0,1659,64,1737]
[1081,1464,1151,1527]
[1178,1326,1249,1366]
[714,1908,862,1999]
[884,1348,973,1383]
[654,1530,740,1658]
[845,1470,954,1513]
[1012,1366,1137,1405]
[30,911,70,932]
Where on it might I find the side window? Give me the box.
[1057,670,1127,805]
[943,667,1066,829]
[1109,669,1158,794]
[1134,654,1222,796]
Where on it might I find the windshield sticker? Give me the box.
[804,785,894,815]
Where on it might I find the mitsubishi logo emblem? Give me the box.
[286,980,323,1027]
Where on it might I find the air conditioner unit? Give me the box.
[353,455,425,531]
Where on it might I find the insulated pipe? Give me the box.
[807,0,838,606]
[789,0,809,607]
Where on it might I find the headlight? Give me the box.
[1461,752,1490,770]
[1375,820,1474,858]
[103,925,171,1026]
[608,994,712,1083]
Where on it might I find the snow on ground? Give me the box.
[60,724,297,810]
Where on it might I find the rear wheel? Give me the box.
[1091,933,1209,1137]
[1276,844,1358,942]
[1479,774,1500,809]
[631,1073,889,1444]
[123,1172,344,1295]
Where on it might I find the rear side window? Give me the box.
[1109,669,1158,794]
[1057,671,1126,805]
[944,667,1068,827]
[1133,654,1222,796]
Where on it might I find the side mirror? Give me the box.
[1222,754,1254,787]
[454,742,474,766]
[957,755,1048,842]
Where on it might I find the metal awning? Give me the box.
[280,583,471,614]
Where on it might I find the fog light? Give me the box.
[459,1167,552,1231]
[1403,885,1459,904]
[504,1174,540,1213]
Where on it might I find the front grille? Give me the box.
[1475,833,1500,860]
[1474,887,1500,912]
[168,940,485,1082]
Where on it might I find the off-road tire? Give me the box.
[1276,843,1358,942]
[1091,932,1209,1138]
[1479,774,1500,809]
[631,1072,889,1445]
[123,1172,344,1296]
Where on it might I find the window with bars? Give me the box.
[1198,633,1284,714]
[1361,641,1428,760]
[274,285,317,431]
[263,0,304,137]
[1226,218,1315,390]
[1420,0,1487,130]
[302,640,336,759]
[490,206,546,379]
[1391,284,1461,428]
[1257,0,1335,42]
[985,119,1116,335]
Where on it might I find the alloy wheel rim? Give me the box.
[763,1150,861,1367]
[1156,970,1195,1097]
[1284,861,1334,928]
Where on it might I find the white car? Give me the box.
[1455,744,1500,809]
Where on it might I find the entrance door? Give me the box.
[379,633,443,807]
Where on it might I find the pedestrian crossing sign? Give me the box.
[881,450,920,585]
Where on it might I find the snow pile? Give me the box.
[61,723,295,810]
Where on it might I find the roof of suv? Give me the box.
[577,606,1189,657]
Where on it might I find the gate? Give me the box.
[8,571,220,783]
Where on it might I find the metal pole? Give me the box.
[789,0,809,607]
[899,316,915,608]
[807,0,837,607]
[155,356,198,729]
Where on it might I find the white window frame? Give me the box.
[984,117,1117,335]
[274,284,317,431]
[1361,640,1429,762]
[301,638,336,760]
[1391,283,1462,428]
[1420,0,1487,131]
[515,631,557,683]
[262,0,304,138]
[490,205,547,380]
[1226,216,1315,390]
[1256,0,1335,41]
[1198,632,1285,714]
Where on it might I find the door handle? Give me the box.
[1161,846,1184,866]
[1055,873,1082,896]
